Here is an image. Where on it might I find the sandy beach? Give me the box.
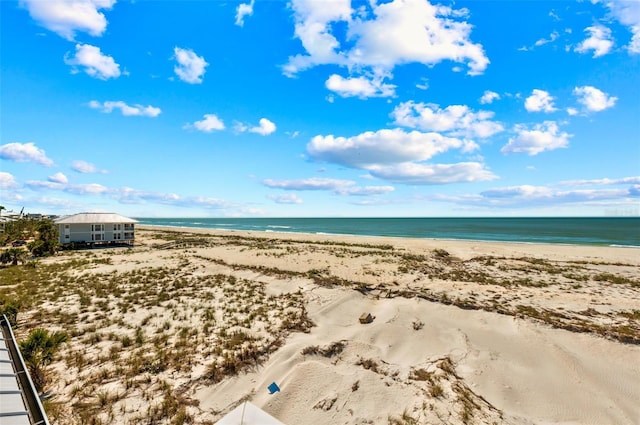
[4,226,639,424]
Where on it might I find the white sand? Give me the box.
[142,227,639,424]
[27,226,640,424]
[196,286,640,424]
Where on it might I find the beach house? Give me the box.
[54,213,137,246]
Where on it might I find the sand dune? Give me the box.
[198,286,640,424]
[3,226,638,424]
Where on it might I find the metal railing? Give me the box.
[0,314,50,425]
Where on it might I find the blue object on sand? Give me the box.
[268,382,280,394]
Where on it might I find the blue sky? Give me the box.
[1,0,639,218]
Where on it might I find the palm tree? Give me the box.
[0,299,20,326]
[0,247,27,266]
[19,328,68,392]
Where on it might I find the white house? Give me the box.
[54,213,137,246]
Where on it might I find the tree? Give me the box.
[28,219,59,257]
[0,298,20,327]
[1,218,37,246]
[19,328,68,393]
[0,247,28,266]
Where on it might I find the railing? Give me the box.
[0,315,50,425]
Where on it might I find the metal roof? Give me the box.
[54,213,137,225]
[216,401,285,425]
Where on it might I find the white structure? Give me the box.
[216,401,284,425]
[54,213,137,246]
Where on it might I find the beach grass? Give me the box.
[1,227,638,424]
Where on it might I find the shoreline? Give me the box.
[138,223,640,248]
[134,216,640,248]
[138,224,640,263]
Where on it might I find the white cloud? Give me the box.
[502,121,571,155]
[391,102,503,138]
[48,172,68,184]
[573,86,617,112]
[308,128,465,168]
[601,0,640,54]
[631,32,640,54]
[89,100,161,117]
[0,142,54,166]
[305,127,494,185]
[284,0,352,76]
[250,118,276,136]
[235,0,254,26]
[477,185,634,206]
[263,177,354,191]
[71,160,103,173]
[427,176,639,210]
[0,172,18,189]
[18,179,240,212]
[262,177,394,196]
[64,43,120,80]
[575,25,614,57]
[186,114,225,132]
[20,0,115,40]
[234,118,276,135]
[415,78,429,90]
[534,31,559,47]
[25,180,65,190]
[285,0,488,78]
[325,73,396,98]
[566,107,579,116]
[368,162,497,185]
[65,183,109,195]
[337,186,395,196]
[560,176,640,186]
[268,193,303,204]
[173,47,208,84]
[480,185,552,199]
[524,89,557,113]
[479,90,500,104]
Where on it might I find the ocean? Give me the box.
[134,217,640,247]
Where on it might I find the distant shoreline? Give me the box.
[137,217,640,249]
[137,225,640,264]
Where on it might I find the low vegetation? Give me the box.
[1,217,59,264]
[0,227,637,424]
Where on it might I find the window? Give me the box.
[113,224,121,231]
[92,224,104,232]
